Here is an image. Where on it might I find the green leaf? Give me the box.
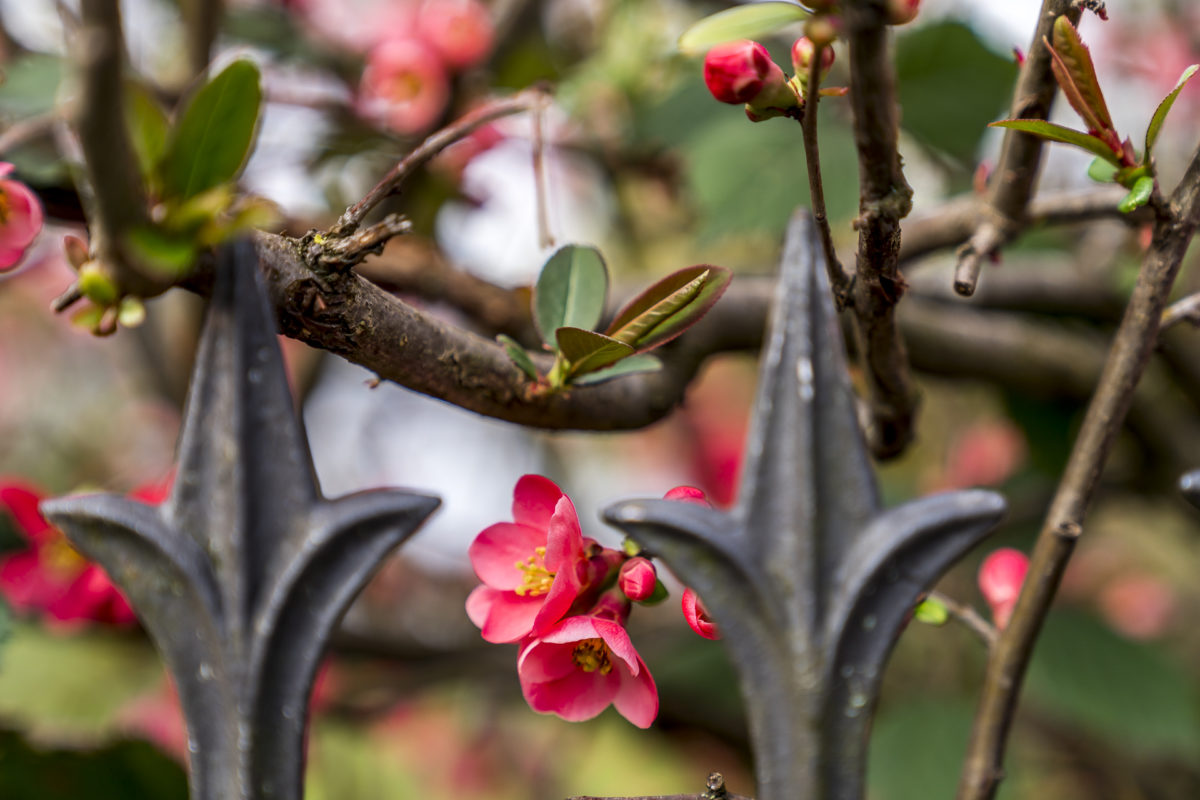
[1145,64,1199,159]
[162,59,263,201]
[606,265,732,353]
[1117,174,1154,213]
[1087,156,1118,183]
[1048,15,1113,135]
[571,354,664,386]
[989,119,1121,165]
[636,579,670,606]
[555,326,635,378]
[533,245,610,350]
[678,2,808,55]
[497,334,540,381]
[125,226,198,276]
[125,83,170,187]
[914,597,949,626]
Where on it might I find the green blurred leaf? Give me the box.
[125,226,197,276]
[571,354,664,386]
[989,119,1121,164]
[0,54,64,118]
[556,327,635,378]
[636,579,669,606]
[497,334,540,381]
[0,730,187,800]
[895,22,1019,167]
[0,597,11,665]
[1026,610,1200,757]
[125,83,170,187]
[914,597,949,626]
[1048,15,1113,135]
[678,2,807,55]
[1145,64,1199,159]
[1087,156,1118,183]
[1117,174,1154,213]
[607,266,732,352]
[162,59,262,200]
[533,245,610,349]
[0,624,163,739]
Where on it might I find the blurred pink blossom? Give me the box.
[1097,573,1177,640]
[417,0,494,70]
[937,420,1027,490]
[0,163,43,272]
[358,37,450,135]
[978,548,1029,630]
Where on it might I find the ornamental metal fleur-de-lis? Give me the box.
[605,212,1007,800]
[41,240,440,800]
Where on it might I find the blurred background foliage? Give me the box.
[0,0,1199,798]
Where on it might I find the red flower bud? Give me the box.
[703,40,777,105]
[664,485,710,506]
[978,548,1029,630]
[885,0,920,26]
[618,557,658,602]
[682,587,719,640]
[791,37,835,77]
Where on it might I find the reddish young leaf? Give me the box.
[1046,16,1113,138]
[606,265,732,353]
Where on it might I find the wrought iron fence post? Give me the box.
[41,240,441,800]
[605,212,1007,800]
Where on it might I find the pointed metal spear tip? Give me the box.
[603,500,651,525]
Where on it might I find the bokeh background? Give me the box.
[1,0,1200,797]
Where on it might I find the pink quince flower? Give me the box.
[417,0,494,70]
[0,163,44,272]
[517,595,658,727]
[978,548,1030,630]
[681,587,719,640]
[466,474,597,643]
[359,37,450,135]
[0,481,135,628]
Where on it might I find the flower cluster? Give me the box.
[701,0,920,121]
[465,476,719,727]
[353,0,495,134]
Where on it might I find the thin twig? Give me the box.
[926,590,997,648]
[0,111,60,154]
[799,43,853,309]
[331,87,551,236]
[1160,292,1200,331]
[953,0,1082,296]
[842,0,918,459]
[956,143,1200,800]
[532,91,554,250]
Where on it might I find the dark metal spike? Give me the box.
[1181,470,1200,509]
[40,240,440,800]
[603,211,1006,800]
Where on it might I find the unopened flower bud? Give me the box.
[803,16,839,49]
[682,587,719,640]
[885,0,920,25]
[78,262,119,307]
[664,485,711,506]
[618,557,658,602]
[703,40,777,105]
[791,36,836,77]
[978,548,1029,630]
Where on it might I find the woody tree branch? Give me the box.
[956,140,1200,800]
[953,0,1083,296]
[841,0,918,458]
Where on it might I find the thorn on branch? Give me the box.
[307,214,412,271]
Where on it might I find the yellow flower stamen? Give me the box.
[514,545,554,597]
[571,638,614,675]
[42,534,85,579]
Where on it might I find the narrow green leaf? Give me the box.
[533,245,610,350]
[162,59,263,200]
[1087,156,1118,183]
[1145,64,1199,158]
[990,119,1121,164]
[636,579,670,606]
[1117,174,1154,213]
[555,326,634,378]
[609,270,709,347]
[678,2,808,55]
[124,83,170,187]
[571,354,664,386]
[1049,16,1113,133]
[606,265,733,353]
[497,334,540,381]
[914,598,949,626]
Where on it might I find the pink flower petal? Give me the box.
[468,521,545,590]
[523,663,620,721]
[529,569,580,636]
[612,657,658,728]
[543,496,583,573]
[0,483,53,541]
[511,474,564,530]
[475,589,544,643]
[538,614,601,645]
[682,587,720,640]
[592,618,641,676]
[515,639,578,683]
